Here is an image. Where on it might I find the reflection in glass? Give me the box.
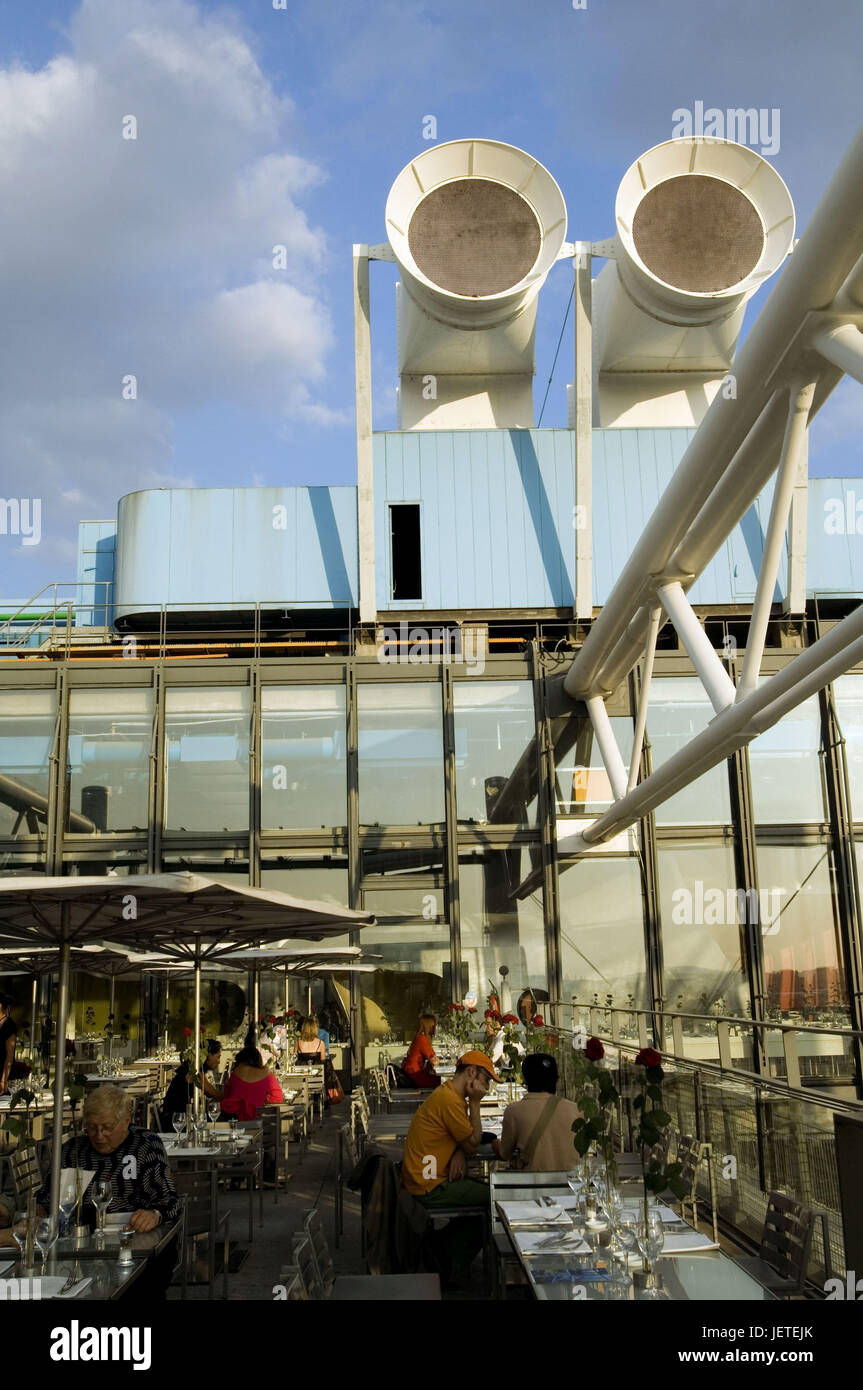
[648,679,731,825]
[759,843,847,1025]
[0,690,56,837]
[833,675,863,819]
[459,850,547,1006]
[361,886,449,1040]
[453,681,537,825]
[558,855,648,1015]
[555,716,634,819]
[261,686,346,830]
[164,688,250,832]
[358,684,444,825]
[66,688,151,833]
[260,861,349,907]
[749,697,824,824]
[657,842,748,1016]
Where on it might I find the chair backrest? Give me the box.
[171,1169,215,1238]
[11,1145,42,1203]
[291,1233,323,1299]
[303,1208,335,1296]
[339,1122,359,1171]
[278,1266,307,1301]
[760,1190,814,1290]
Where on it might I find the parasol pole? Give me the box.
[193,940,202,1119]
[253,968,260,1045]
[29,977,37,1072]
[50,919,71,1227]
[107,973,116,1062]
[283,968,289,1020]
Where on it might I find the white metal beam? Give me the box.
[657,581,736,713]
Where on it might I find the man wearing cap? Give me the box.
[402,1050,500,1283]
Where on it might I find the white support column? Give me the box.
[586,695,629,802]
[784,408,810,616]
[574,243,593,620]
[657,581,737,713]
[627,607,662,793]
[353,245,376,627]
[739,378,816,696]
[814,323,863,385]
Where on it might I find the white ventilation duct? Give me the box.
[385,139,567,429]
[594,137,795,427]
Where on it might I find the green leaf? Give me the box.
[632,1095,644,1110]
[650,1108,672,1128]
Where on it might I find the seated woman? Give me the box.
[159,1040,223,1131]
[295,1016,327,1066]
[403,1013,441,1089]
[220,1046,284,1122]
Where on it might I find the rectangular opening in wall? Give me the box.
[389,504,422,600]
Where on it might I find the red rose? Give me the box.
[269,1015,277,1024]
[468,1006,477,1013]
[447,1003,457,1012]
[635,1047,662,1069]
[453,1004,465,1012]
[502,1013,519,1025]
[183,1027,192,1037]
[532,1014,544,1026]
[584,1036,604,1061]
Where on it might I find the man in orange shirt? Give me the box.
[402,1050,500,1282]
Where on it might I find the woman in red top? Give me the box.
[220,1046,284,1121]
[403,1013,440,1089]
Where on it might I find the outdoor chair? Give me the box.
[734,1190,814,1297]
[173,1168,231,1301]
[334,1121,359,1248]
[11,1144,44,1208]
[260,1103,292,1202]
[673,1133,719,1242]
[277,1264,307,1300]
[291,1233,324,1299]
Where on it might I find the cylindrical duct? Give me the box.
[596,137,795,377]
[386,139,567,428]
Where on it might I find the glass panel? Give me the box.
[360,883,450,1046]
[648,679,731,825]
[0,690,56,838]
[749,697,824,824]
[559,856,648,1024]
[357,683,444,825]
[833,674,863,820]
[656,842,749,1044]
[554,716,633,818]
[66,688,152,834]
[760,843,848,1025]
[459,848,547,1011]
[160,853,249,880]
[453,681,537,825]
[261,686,346,830]
[260,860,350,907]
[164,687,250,832]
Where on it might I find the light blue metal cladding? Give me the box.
[113,486,359,619]
[96,435,863,621]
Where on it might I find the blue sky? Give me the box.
[0,0,861,595]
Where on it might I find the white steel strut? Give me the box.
[561,124,863,859]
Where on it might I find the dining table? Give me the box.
[496,1178,776,1301]
[0,1253,146,1300]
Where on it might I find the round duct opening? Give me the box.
[407,178,542,297]
[632,175,765,293]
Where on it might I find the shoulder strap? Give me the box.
[520,1095,563,1168]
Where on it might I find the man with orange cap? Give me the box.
[402,1050,501,1285]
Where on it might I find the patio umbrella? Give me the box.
[0,873,374,1222]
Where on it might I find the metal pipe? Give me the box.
[657,581,736,713]
[585,696,628,801]
[627,608,662,793]
[814,323,863,385]
[49,932,71,1227]
[29,977,37,1070]
[737,379,816,698]
[564,599,863,855]
[107,975,115,1063]
[565,123,863,702]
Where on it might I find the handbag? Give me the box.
[324,1056,345,1103]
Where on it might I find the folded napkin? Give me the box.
[498,1200,569,1224]
[620,1200,680,1224]
[660,1229,720,1253]
[54,1277,94,1299]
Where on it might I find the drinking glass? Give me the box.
[566,1168,584,1200]
[10,1211,29,1263]
[91,1178,112,1237]
[207,1101,221,1124]
[229,1116,239,1152]
[172,1111,187,1146]
[35,1215,58,1269]
[59,1179,78,1237]
[637,1210,665,1265]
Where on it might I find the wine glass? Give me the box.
[34,1215,58,1269]
[172,1111,186,1146]
[91,1178,112,1238]
[566,1167,584,1200]
[10,1211,29,1260]
[58,1177,78,1237]
[637,1209,665,1266]
[207,1100,221,1124]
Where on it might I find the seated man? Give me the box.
[493,1053,581,1171]
[402,1050,501,1283]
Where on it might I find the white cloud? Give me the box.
[0,0,335,589]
